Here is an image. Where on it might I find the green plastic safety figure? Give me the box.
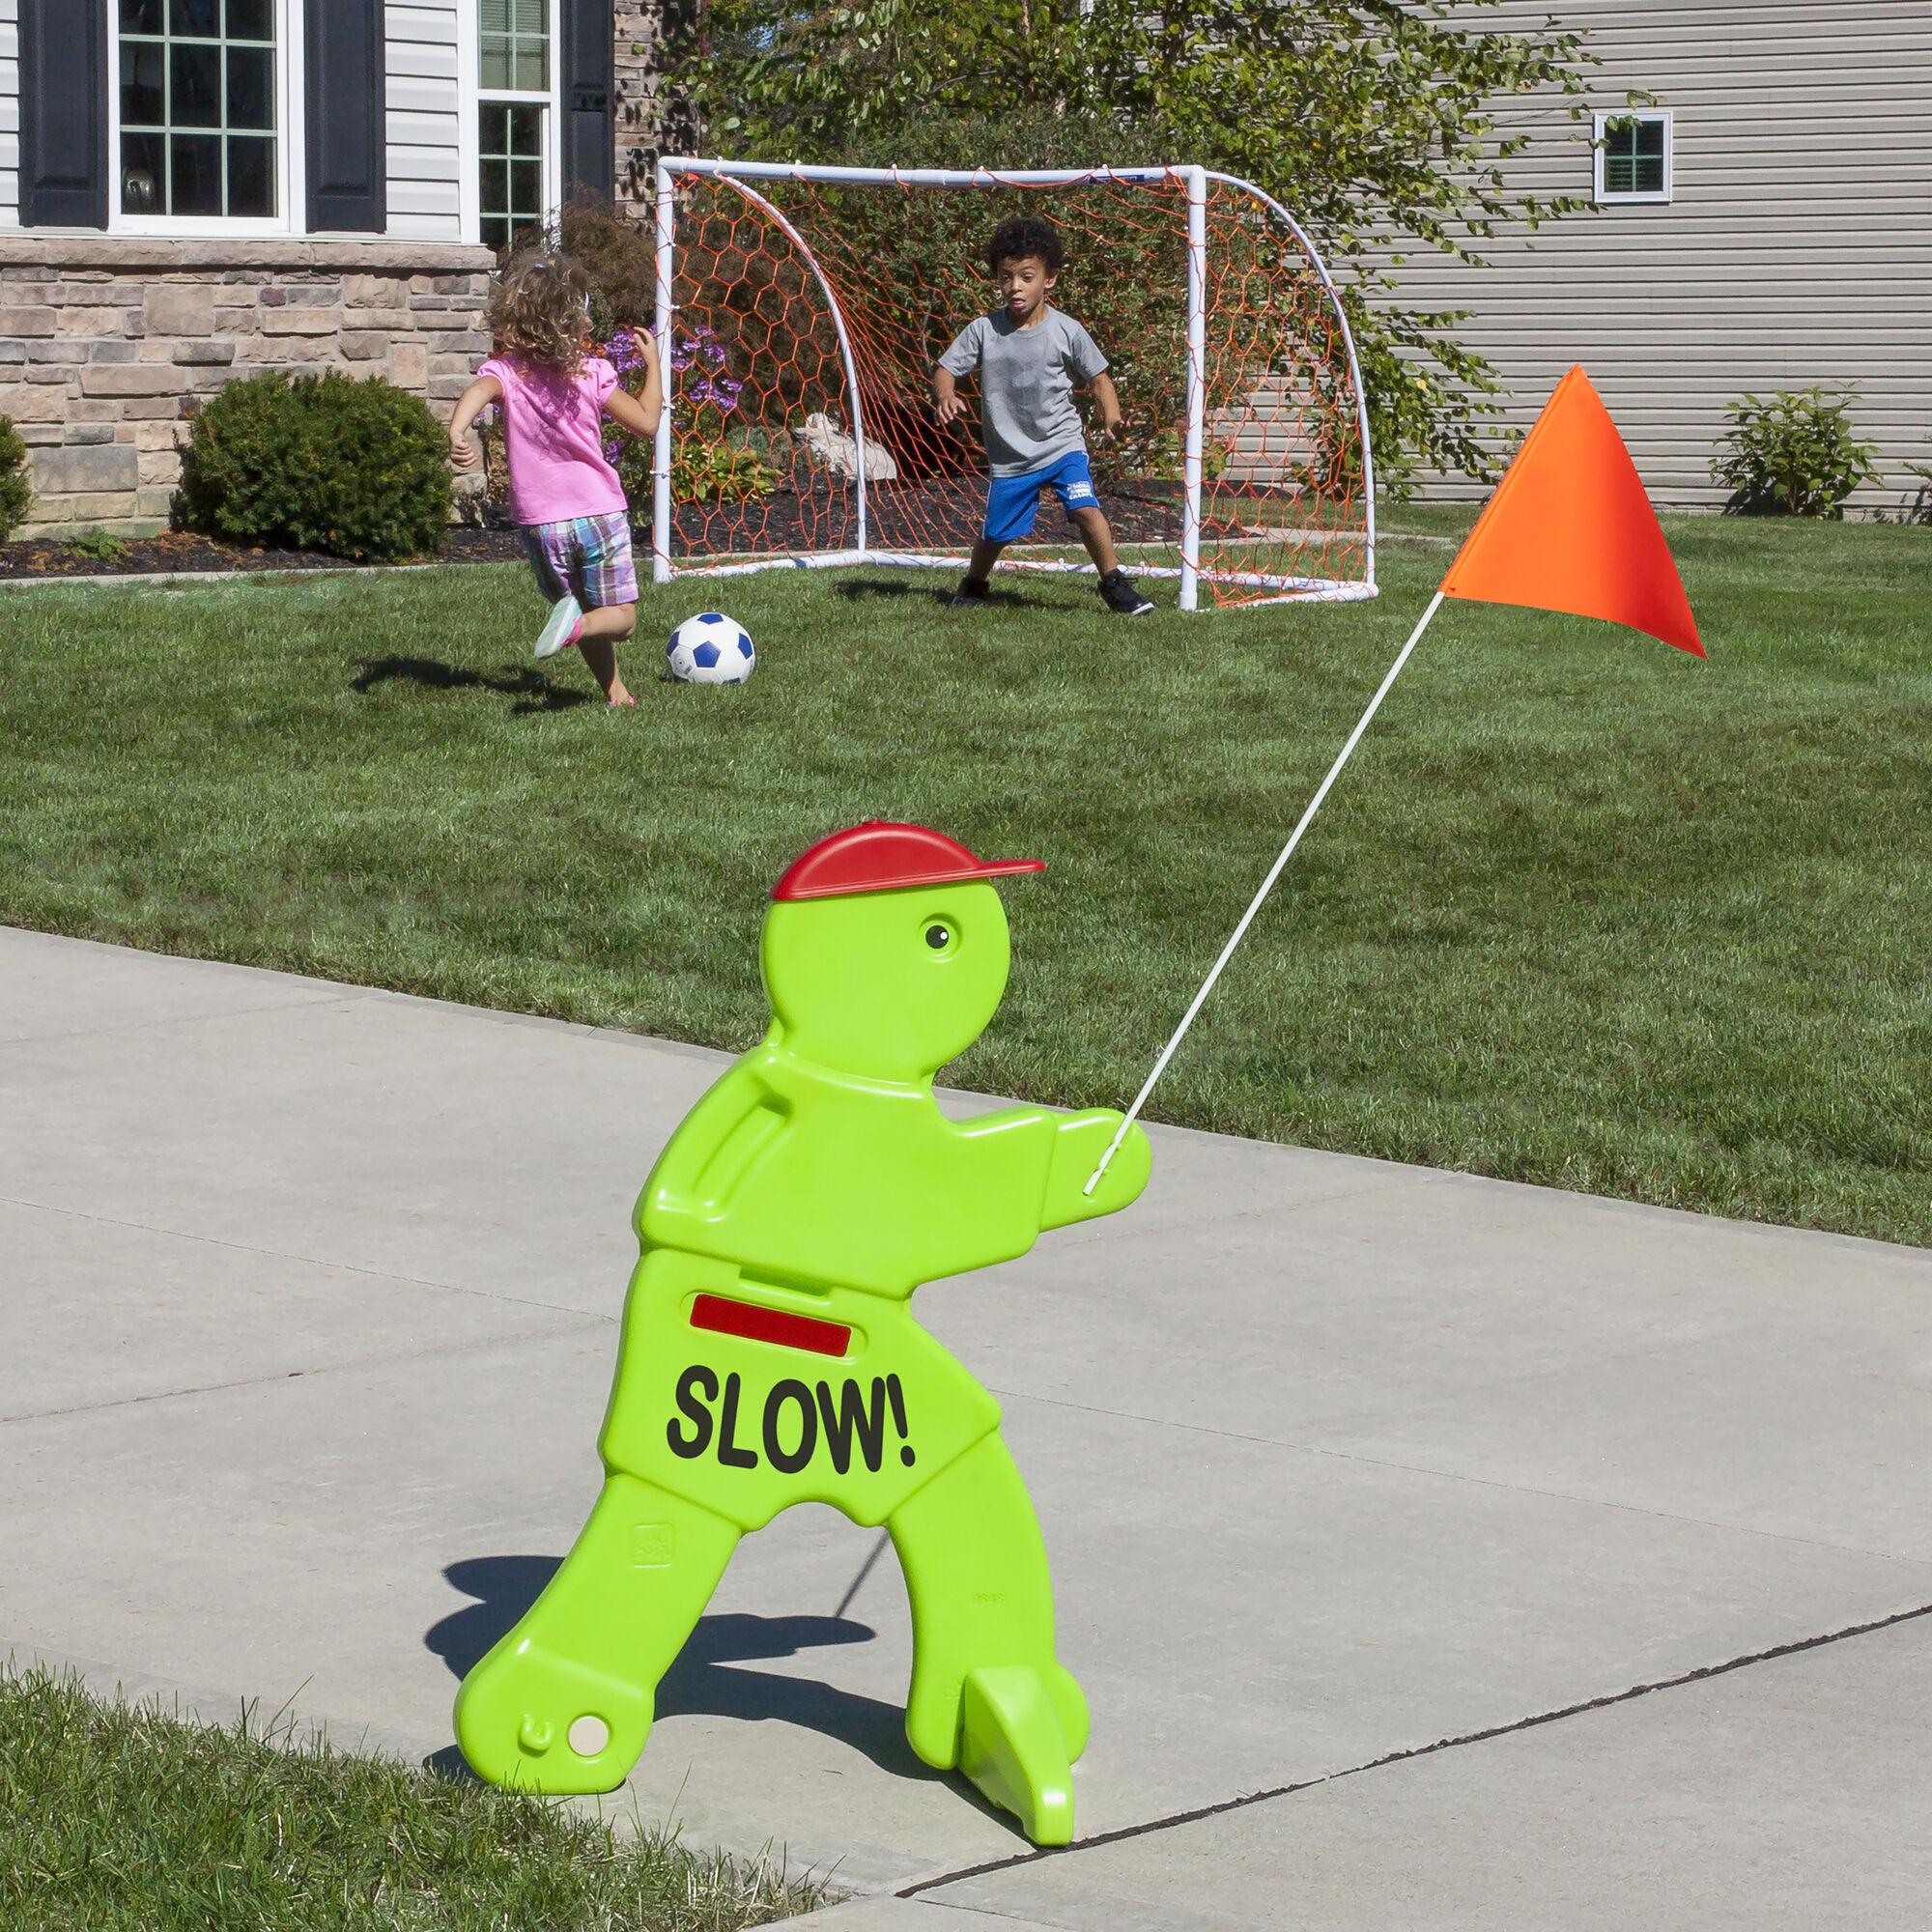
[455,822,1151,1844]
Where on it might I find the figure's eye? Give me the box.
[924,923,952,951]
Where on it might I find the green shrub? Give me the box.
[0,414,33,540]
[177,370,451,560]
[1712,386,1880,519]
[66,527,128,560]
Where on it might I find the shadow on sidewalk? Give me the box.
[425,1554,938,1783]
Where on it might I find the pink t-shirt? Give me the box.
[479,354,629,526]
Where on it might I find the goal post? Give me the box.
[649,158,1378,611]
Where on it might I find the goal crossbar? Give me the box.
[649,158,1378,611]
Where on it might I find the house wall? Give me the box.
[0,2,468,241]
[1388,0,1932,508]
[0,0,17,229]
[0,237,491,533]
[384,1,465,242]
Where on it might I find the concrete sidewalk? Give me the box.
[2,925,1928,1927]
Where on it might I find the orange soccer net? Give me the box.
[648,164,1375,611]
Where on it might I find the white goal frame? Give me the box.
[650,158,1378,611]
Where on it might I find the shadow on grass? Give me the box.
[425,1553,939,1783]
[832,575,1038,611]
[352,655,593,715]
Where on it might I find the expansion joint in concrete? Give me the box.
[899,1596,1932,1898]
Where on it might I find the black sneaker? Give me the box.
[950,576,991,609]
[1098,568,1154,615]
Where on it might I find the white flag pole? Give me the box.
[1083,590,1448,1196]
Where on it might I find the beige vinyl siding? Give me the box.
[1386,0,1932,508]
[385,0,462,242]
[0,0,17,227]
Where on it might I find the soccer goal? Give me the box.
[648,159,1377,611]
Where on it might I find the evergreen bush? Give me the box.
[176,371,451,560]
[0,415,34,540]
[1712,386,1880,519]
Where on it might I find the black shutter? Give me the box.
[305,0,386,232]
[18,0,109,228]
[559,0,614,202]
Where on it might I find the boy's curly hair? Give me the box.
[987,215,1065,277]
[484,250,592,373]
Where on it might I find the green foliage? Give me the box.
[0,1664,830,1930]
[1711,386,1881,520]
[0,414,33,540]
[672,435,782,504]
[66,527,129,561]
[1906,462,1932,527]
[177,370,452,560]
[673,0,1594,491]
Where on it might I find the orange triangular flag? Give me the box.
[1440,367,1704,657]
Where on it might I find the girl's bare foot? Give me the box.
[608,682,636,707]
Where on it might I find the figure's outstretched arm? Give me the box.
[1040,1111,1151,1228]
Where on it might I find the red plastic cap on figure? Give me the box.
[773,821,1044,901]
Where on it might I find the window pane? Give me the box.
[481,215,509,250]
[509,104,542,155]
[172,43,222,126]
[479,46,510,89]
[226,0,271,40]
[170,0,220,36]
[480,0,511,33]
[1633,156,1664,194]
[479,103,509,153]
[512,0,545,33]
[1605,154,1633,194]
[480,158,509,213]
[1635,120,1665,159]
[122,0,164,32]
[171,132,222,213]
[513,46,548,90]
[227,45,273,128]
[122,129,166,212]
[122,42,166,125]
[228,134,274,214]
[510,157,542,215]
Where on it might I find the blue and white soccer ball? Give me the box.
[667,611,755,685]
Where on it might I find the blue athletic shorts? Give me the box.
[982,449,1098,544]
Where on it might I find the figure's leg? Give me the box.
[889,1433,1089,1845]
[454,1472,738,1794]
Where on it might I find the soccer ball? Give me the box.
[667,611,755,685]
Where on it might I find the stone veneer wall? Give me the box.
[0,238,497,535]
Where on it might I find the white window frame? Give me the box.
[106,0,305,237]
[467,0,562,250]
[1594,109,1673,207]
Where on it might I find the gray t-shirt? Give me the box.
[938,307,1109,477]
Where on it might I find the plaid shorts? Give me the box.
[522,510,639,609]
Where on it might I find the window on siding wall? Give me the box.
[1595,112,1672,205]
[119,0,278,217]
[480,103,546,251]
[478,0,554,252]
[481,0,550,90]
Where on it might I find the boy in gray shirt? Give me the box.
[933,216,1155,614]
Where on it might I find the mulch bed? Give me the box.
[0,473,1225,582]
[668,473,1190,557]
[0,525,526,582]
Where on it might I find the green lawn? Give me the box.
[2,514,1928,1244]
[0,1666,828,1931]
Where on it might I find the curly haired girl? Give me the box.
[447,252,663,706]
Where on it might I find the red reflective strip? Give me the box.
[690,1293,851,1358]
